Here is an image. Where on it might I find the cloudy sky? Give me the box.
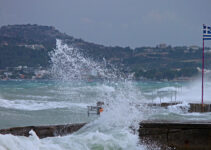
[0,0,211,48]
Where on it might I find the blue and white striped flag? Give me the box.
[203,24,211,40]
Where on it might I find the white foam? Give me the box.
[0,40,178,150]
[177,78,211,103]
[0,126,147,150]
[46,40,148,149]
[0,98,89,111]
[167,102,190,113]
[0,133,62,150]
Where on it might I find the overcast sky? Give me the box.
[1,0,211,48]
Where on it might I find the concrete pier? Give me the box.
[0,123,86,138]
[139,120,211,150]
[1,121,211,149]
[147,102,181,107]
[189,103,211,112]
[1,103,211,149]
[148,103,211,113]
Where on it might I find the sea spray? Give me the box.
[1,40,209,149]
[0,40,151,150]
[177,77,211,103]
[1,40,211,149]
[48,39,149,149]
[49,39,147,128]
[49,40,123,81]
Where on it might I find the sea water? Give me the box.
[0,40,211,150]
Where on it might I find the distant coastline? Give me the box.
[0,24,210,81]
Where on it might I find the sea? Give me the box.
[0,40,211,150]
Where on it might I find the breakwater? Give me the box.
[148,103,211,112]
[1,103,211,150]
[0,123,86,139]
[139,120,211,150]
[1,121,211,149]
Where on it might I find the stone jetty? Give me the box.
[1,103,211,150]
[0,123,86,138]
[148,102,211,112]
[139,120,211,150]
[1,120,211,149]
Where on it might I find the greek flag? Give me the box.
[203,24,211,40]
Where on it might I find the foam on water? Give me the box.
[167,102,190,114]
[0,128,147,150]
[49,40,146,127]
[1,39,210,149]
[140,77,211,104]
[0,40,150,150]
[177,78,211,103]
[0,98,89,111]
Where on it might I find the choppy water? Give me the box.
[0,40,211,150]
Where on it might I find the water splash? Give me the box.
[177,77,211,103]
[49,39,147,124]
[0,40,151,150]
[1,40,211,149]
[49,39,124,81]
[48,39,148,149]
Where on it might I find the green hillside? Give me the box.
[0,24,209,80]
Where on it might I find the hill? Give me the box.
[0,24,210,80]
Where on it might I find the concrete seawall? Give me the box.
[148,103,211,112]
[139,121,211,150]
[1,121,211,149]
[189,103,211,112]
[0,123,86,138]
[1,103,211,149]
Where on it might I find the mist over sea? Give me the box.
[0,40,211,150]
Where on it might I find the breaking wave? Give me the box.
[0,39,150,150]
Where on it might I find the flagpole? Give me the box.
[202,39,205,105]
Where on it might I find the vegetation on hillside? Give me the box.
[0,24,210,80]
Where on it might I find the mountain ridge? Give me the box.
[0,24,209,80]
